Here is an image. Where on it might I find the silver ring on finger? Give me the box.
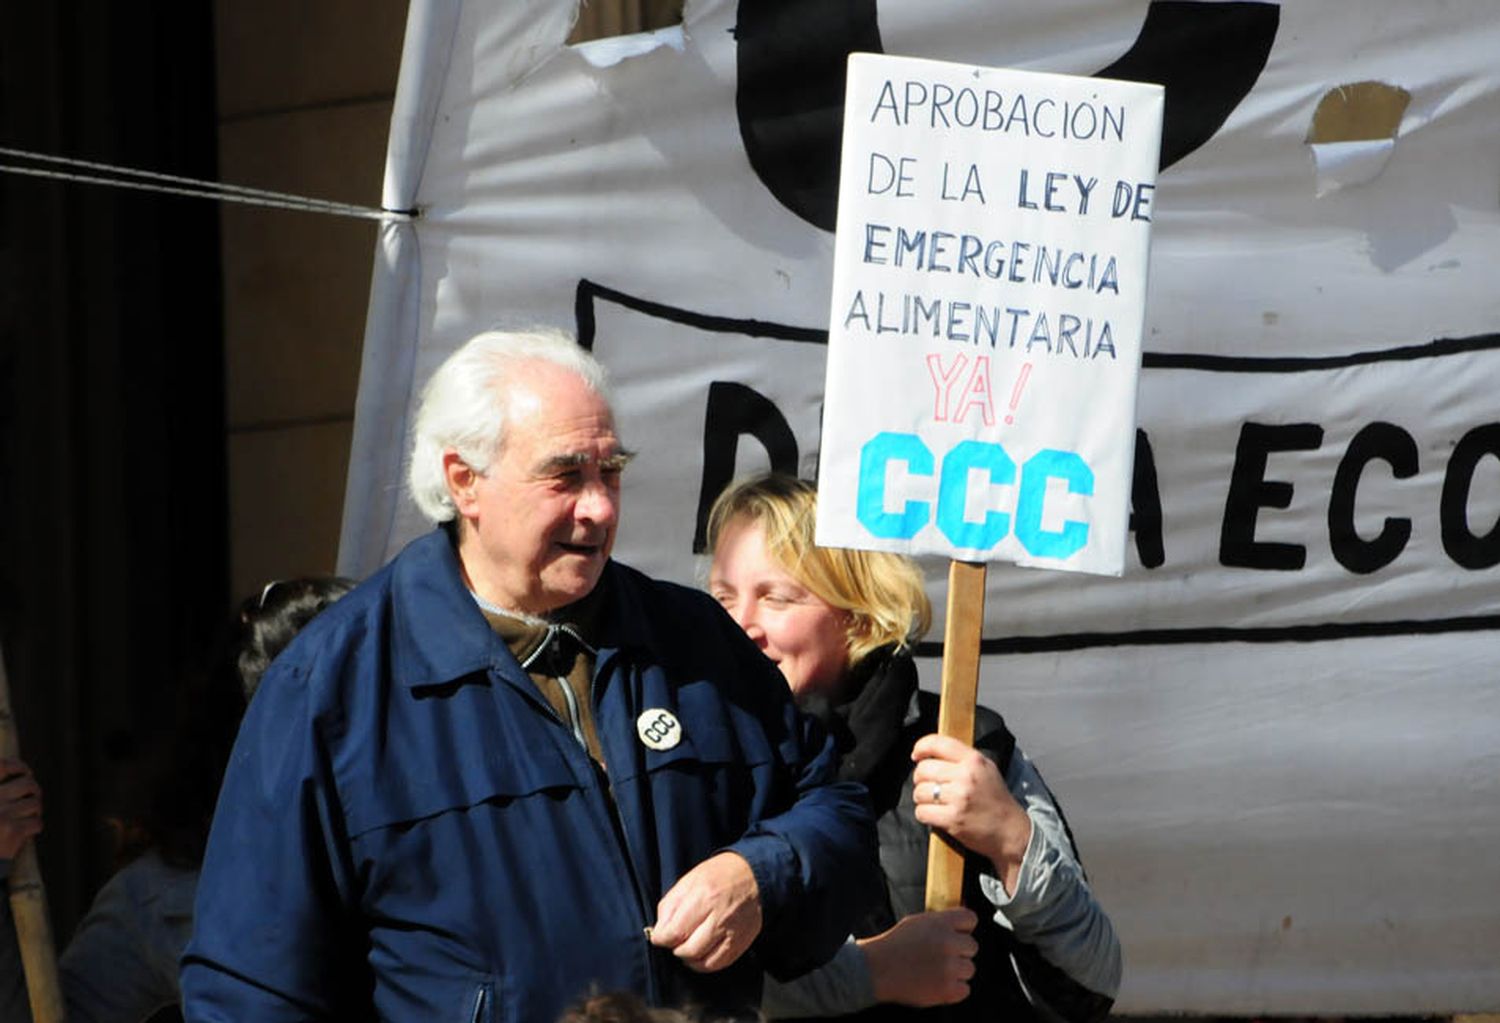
[931,782,943,804]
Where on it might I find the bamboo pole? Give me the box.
[924,559,987,911]
[0,646,66,1023]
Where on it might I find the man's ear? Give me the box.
[442,450,481,518]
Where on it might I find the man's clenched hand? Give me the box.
[648,851,762,972]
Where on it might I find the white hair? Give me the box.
[406,327,612,523]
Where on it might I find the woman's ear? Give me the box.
[843,609,871,643]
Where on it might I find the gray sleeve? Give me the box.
[976,749,1123,999]
[56,858,186,1023]
[760,939,877,1019]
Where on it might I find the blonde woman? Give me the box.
[708,474,1120,1022]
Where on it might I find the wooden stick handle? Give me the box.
[9,848,65,1023]
[924,559,987,911]
[0,648,67,1023]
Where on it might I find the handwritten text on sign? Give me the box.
[816,55,1164,575]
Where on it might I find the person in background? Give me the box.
[0,757,42,1022]
[707,473,1121,1021]
[0,763,42,859]
[182,328,880,1023]
[0,577,354,1023]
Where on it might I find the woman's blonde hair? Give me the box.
[706,473,931,667]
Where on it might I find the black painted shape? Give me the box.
[912,613,1500,658]
[695,381,801,553]
[577,281,1500,374]
[1329,422,1418,575]
[575,278,826,350]
[1144,333,1500,373]
[736,0,1278,230]
[1441,423,1500,569]
[1130,428,1165,568]
[735,0,882,232]
[1098,1,1279,169]
[1219,421,1324,571]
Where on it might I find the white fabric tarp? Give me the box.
[342,0,1500,1011]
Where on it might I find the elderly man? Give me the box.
[181,328,880,1022]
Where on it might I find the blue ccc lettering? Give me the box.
[857,432,1094,559]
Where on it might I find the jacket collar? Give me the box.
[387,528,640,690]
[387,529,502,689]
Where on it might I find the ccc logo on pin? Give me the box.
[636,708,683,751]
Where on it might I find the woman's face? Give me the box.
[709,518,850,698]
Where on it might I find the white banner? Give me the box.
[343,0,1500,1011]
[818,54,1163,574]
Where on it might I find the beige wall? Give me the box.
[216,0,407,597]
[215,1,681,596]
[570,0,682,42]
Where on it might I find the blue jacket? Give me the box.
[181,530,880,1022]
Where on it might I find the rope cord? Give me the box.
[0,146,415,222]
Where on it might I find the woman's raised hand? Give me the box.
[911,733,1032,894]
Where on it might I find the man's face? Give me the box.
[451,362,625,615]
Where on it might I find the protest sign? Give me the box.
[817,54,1164,576]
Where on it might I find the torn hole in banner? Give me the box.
[567,0,686,65]
[572,25,686,68]
[1306,81,1411,197]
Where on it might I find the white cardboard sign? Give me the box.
[816,54,1164,575]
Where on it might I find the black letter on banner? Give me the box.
[1440,423,1500,569]
[735,1,1276,229]
[1130,428,1165,568]
[1220,422,1324,570]
[695,381,800,553]
[1328,422,1418,575]
[1097,2,1278,169]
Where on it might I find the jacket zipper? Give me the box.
[468,981,490,1023]
[590,650,661,1004]
[496,652,661,1004]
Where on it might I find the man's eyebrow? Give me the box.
[534,449,637,473]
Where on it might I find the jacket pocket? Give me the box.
[344,740,582,839]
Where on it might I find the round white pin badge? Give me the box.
[636,708,682,751]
